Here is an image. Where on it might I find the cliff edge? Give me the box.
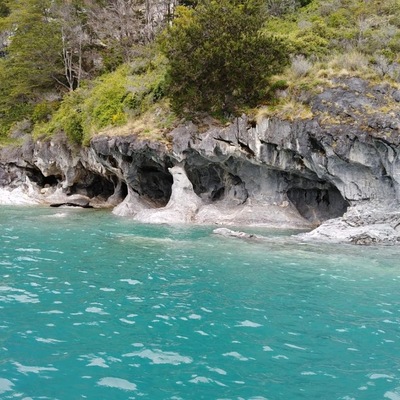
[1,77,400,244]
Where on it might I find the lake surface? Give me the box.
[1,206,400,400]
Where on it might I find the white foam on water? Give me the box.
[87,357,109,368]
[15,248,41,253]
[188,314,201,320]
[195,330,209,336]
[272,355,289,360]
[35,337,64,344]
[369,373,394,380]
[9,294,40,304]
[0,287,39,304]
[301,371,317,376]
[123,349,192,365]
[1,236,19,241]
[235,320,263,328]
[97,377,137,391]
[16,256,39,263]
[263,346,273,352]
[248,397,268,400]
[85,307,109,315]
[119,318,136,325]
[222,352,249,361]
[100,288,116,292]
[38,310,63,314]
[385,390,400,400]
[284,343,307,351]
[120,279,142,285]
[207,367,227,375]
[156,314,170,320]
[0,378,14,394]
[189,376,211,384]
[14,362,58,375]
[51,213,68,218]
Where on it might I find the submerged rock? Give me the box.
[213,228,263,240]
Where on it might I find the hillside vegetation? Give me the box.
[1,0,400,145]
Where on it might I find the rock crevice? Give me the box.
[1,78,400,243]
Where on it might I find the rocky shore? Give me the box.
[1,77,400,244]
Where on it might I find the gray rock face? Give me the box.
[132,165,202,224]
[1,77,400,243]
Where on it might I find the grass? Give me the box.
[95,99,178,143]
[6,0,400,143]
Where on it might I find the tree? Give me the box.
[0,0,10,17]
[50,1,90,91]
[2,0,63,97]
[0,0,64,135]
[159,0,289,116]
[266,0,312,16]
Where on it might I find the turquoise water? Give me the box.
[1,207,400,400]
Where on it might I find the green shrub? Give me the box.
[160,1,289,116]
[64,113,84,144]
[32,51,169,144]
[32,101,59,123]
[270,80,289,91]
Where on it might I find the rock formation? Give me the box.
[1,77,400,244]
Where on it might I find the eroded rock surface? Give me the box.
[1,78,400,244]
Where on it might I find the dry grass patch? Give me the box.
[96,100,178,143]
[257,100,313,123]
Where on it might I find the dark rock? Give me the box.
[50,202,93,208]
[393,90,400,102]
[2,77,400,243]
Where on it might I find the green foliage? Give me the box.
[0,0,10,17]
[270,80,289,91]
[265,0,400,61]
[160,0,289,116]
[32,101,59,123]
[0,0,64,135]
[33,51,169,144]
[4,0,62,96]
[33,89,84,143]
[84,66,129,131]
[4,0,400,143]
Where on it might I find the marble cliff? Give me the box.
[1,77,400,244]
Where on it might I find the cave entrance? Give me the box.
[69,172,116,199]
[137,165,173,207]
[185,160,248,205]
[25,166,61,188]
[287,186,349,225]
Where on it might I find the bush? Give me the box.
[32,101,59,123]
[159,0,289,116]
[32,50,169,144]
[63,113,84,144]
